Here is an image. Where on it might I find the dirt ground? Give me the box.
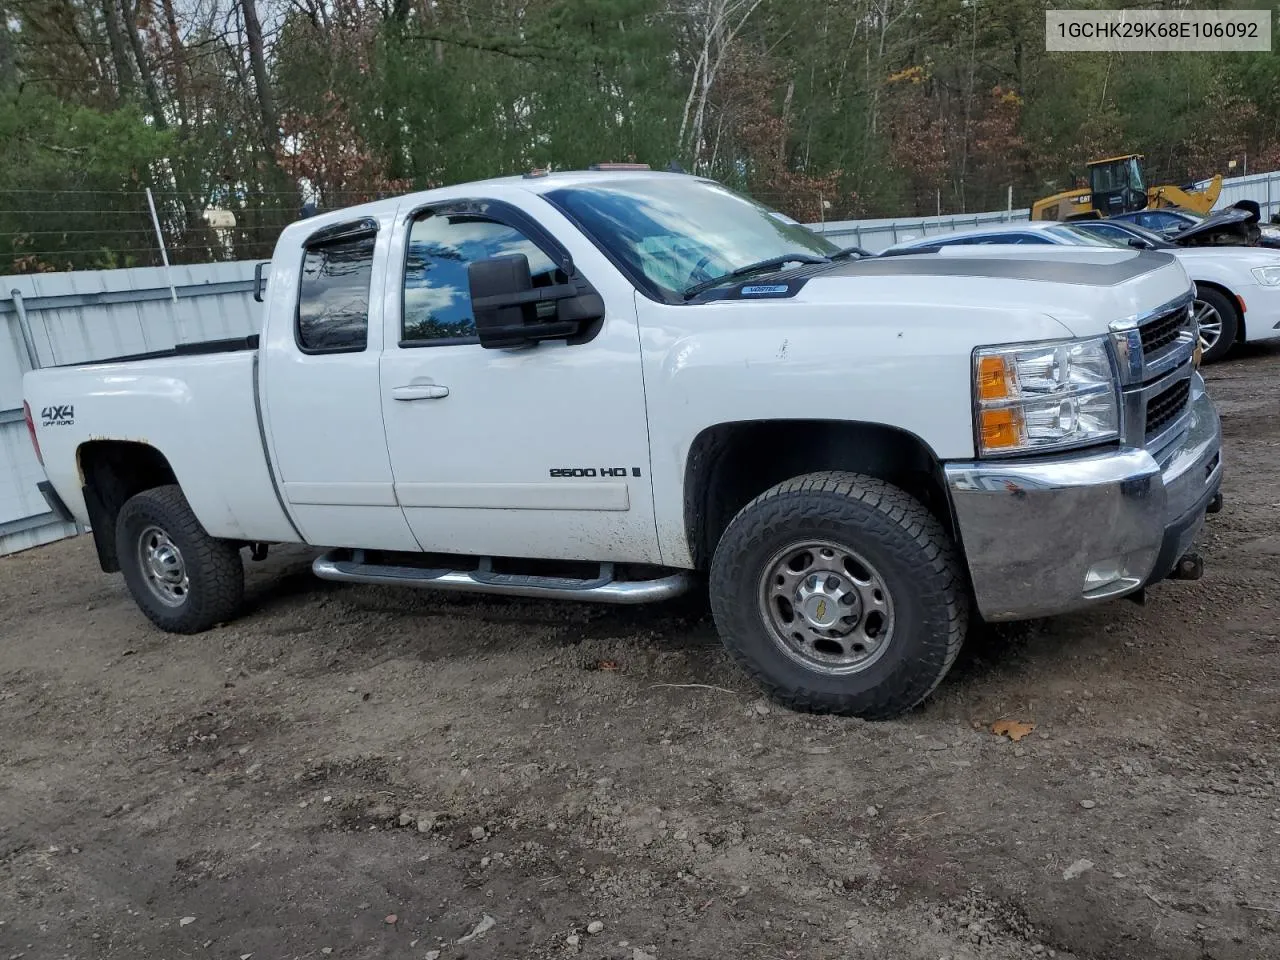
[3,346,1280,960]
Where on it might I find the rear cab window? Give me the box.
[296,224,378,353]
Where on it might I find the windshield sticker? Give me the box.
[740,284,791,296]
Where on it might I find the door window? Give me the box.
[401,213,560,346]
[297,231,376,353]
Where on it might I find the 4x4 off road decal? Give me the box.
[41,404,74,427]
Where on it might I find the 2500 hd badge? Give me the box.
[549,466,643,478]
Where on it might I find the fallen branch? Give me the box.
[1242,903,1280,914]
[648,682,739,695]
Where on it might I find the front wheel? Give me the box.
[708,472,968,720]
[1194,288,1239,364]
[116,484,245,634]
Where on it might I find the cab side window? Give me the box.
[297,230,376,353]
[402,212,560,346]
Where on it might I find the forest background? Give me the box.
[1,0,1277,270]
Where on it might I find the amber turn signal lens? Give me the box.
[980,408,1024,450]
[977,354,1014,401]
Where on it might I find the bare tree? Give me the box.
[124,0,167,127]
[677,0,767,164]
[100,0,137,97]
[239,0,278,154]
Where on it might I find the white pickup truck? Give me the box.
[22,168,1224,719]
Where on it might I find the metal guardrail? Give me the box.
[806,169,1280,252]
[809,209,1032,252]
[0,262,260,555]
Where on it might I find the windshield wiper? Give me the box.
[827,245,873,260]
[682,253,830,300]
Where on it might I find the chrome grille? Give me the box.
[1145,377,1190,443]
[1111,295,1194,387]
[1112,293,1197,450]
[1138,305,1187,354]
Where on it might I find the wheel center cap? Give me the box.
[796,574,858,630]
[150,545,182,580]
[802,595,839,627]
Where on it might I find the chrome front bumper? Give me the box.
[944,373,1223,621]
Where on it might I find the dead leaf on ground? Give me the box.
[595,660,619,671]
[991,719,1035,742]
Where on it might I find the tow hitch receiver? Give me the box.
[1169,551,1204,581]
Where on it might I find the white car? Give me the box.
[21,169,1223,720]
[884,220,1280,363]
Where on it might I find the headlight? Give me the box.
[1251,265,1280,286]
[973,336,1120,456]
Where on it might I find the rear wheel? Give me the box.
[708,471,968,720]
[1194,287,1239,364]
[116,484,244,633]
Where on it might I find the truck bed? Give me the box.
[22,347,298,545]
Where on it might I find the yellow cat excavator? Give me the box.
[1031,154,1222,222]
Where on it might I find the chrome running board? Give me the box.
[312,550,691,605]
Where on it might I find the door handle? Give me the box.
[392,383,450,401]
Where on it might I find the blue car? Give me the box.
[1109,206,1280,249]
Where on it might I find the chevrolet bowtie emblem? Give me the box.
[815,599,828,620]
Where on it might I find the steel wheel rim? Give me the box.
[1193,299,1223,352]
[137,525,189,607]
[757,539,896,676]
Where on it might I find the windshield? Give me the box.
[1048,222,1174,250]
[544,177,840,301]
[1045,224,1132,247]
[1091,158,1145,195]
[1110,222,1174,247]
[1125,157,1146,194]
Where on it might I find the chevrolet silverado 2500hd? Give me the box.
[22,170,1224,719]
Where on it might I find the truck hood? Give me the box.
[803,245,1192,338]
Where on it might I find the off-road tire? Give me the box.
[708,471,968,720]
[115,484,244,634]
[1196,287,1239,365]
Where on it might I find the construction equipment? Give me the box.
[1031,154,1222,222]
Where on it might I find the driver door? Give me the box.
[378,198,662,564]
